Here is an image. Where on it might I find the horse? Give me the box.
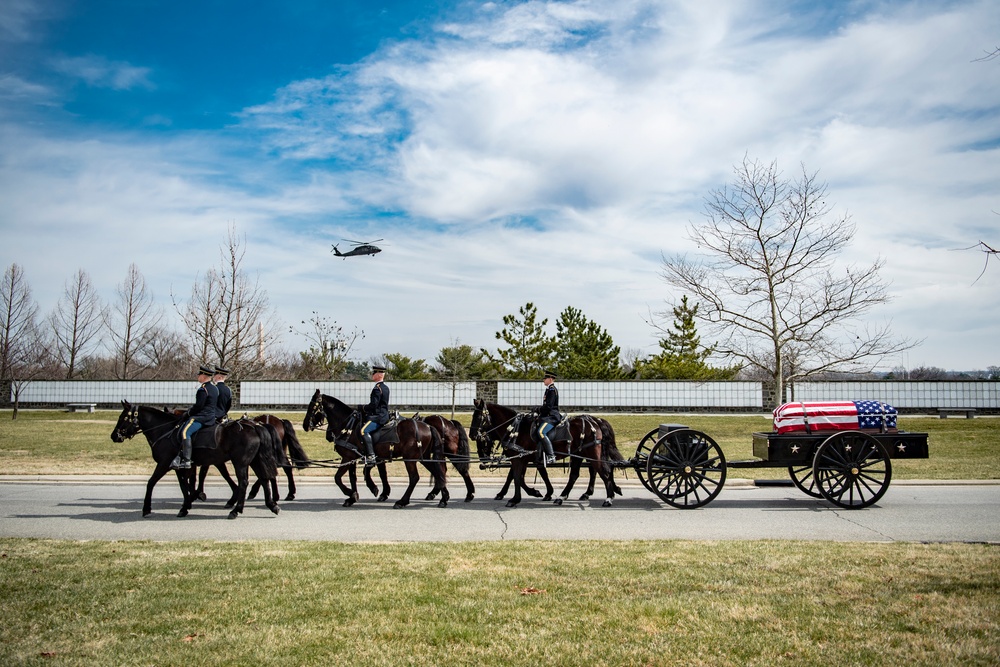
[470,399,623,507]
[415,414,475,503]
[302,390,447,508]
[246,415,311,501]
[110,400,280,519]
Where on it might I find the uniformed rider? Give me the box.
[536,370,560,466]
[213,365,232,423]
[360,365,390,468]
[171,365,219,470]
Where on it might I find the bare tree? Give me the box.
[660,157,917,408]
[49,268,106,379]
[289,311,364,379]
[956,240,998,284]
[105,263,165,379]
[1,264,53,417]
[174,224,279,378]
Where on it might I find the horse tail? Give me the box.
[281,419,310,469]
[267,422,289,469]
[429,422,444,460]
[451,419,471,475]
[599,418,624,463]
[250,422,280,479]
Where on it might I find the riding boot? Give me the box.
[362,432,376,468]
[540,434,555,467]
[170,437,193,470]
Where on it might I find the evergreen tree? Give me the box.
[384,353,431,380]
[640,296,739,379]
[553,306,622,379]
[489,302,554,378]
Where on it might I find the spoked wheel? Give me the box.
[646,429,726,509]
[632,428,661,494]
[813,431,892,509]
[788,464,823,498]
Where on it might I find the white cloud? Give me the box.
[51,54,154,90]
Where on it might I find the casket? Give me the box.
[772,400,898,434]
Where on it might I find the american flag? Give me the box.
[773,400,898,434]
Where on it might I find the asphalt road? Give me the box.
[1,476,998,543]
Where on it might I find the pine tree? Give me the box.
[489,302,554,378]
[554,306,622,379]
[640,296,739,379]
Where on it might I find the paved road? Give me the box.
[1,477,998,543]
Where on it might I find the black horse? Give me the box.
[470,399,623,507]
[417,414,475,503]
[246,414,311,501]
[111,400,280,519]
[302,390,447,508]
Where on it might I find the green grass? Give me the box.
[1,410,996,481]
[1,539,997,666]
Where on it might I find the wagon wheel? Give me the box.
[788,464,823,498]
[646,429,726,509]
[813,431,892,509]
[631,428,661,494]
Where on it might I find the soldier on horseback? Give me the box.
[536,370,560,466]
[171,365,219,470]
[360,365,390,468]
[213,365,232,422]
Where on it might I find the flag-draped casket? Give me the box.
[772,400,898,434]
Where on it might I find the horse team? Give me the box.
[110,391,625,518]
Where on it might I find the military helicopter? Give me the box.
[331,239,384,259]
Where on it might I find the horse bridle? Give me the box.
[114,405,177,446]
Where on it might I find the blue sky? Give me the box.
[1,0,999,371]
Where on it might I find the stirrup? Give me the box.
[170,456,191,470]
[363,455,377,468]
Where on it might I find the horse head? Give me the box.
[110,400,139,442]
[303,390,325,432]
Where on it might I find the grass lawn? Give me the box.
[0,409,996,481]
[1,539,998,666]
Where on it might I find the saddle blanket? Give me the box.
[773,400,897,434]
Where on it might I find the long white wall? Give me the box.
[10,380,1000,410]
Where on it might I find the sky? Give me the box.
[1,0,998,372]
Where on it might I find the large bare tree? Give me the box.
[49,268,106,379]
[289,311,364,379]
[105,263,166,379]
[660,157,916,407]
[175,224,279,378]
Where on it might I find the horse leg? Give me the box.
[582,466,597,500]
[429,461,450,508]
[283,465,296,501]
[143,463,171,517]
[424,461,444,501]
[363,464,381,499]
[376,463,391,502]
[175,468,196,518]
[248,477,262,501]
[495,468,515,500]
[228,464,250,519]
[556,457,582,506]
[196,465,210,501]
[252,460,280,515]
[506,461,525,508]
[334,465,356,506]
[212,463,240,507]
[393,461,420,508]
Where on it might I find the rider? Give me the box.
[171,365,219,470]
[360,364,390,468]
[536,370,561,466]
[213,365,232,423]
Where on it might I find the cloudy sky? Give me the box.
[1,0,998,372]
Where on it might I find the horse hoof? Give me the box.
[602,499,613,507]
[465,495,474,503]
[197,492,207,501]
[527,490,542,498]
[224,501,236,509]
[227,511,239,519]
[437,499,448,508]
[343,499,355,507]
[270,505,280,515]
[142,510,152,517]
[554,498,563,506]
[177,509,188,518]
[285,494,295,501]
[393,501,408,509]
[494,493,506,501]
[504,500,518,508]
[247,491,258,501]
[378,495,389,503]
[542,494,553,502]
[425,493,436,501]
[580,494,591,501]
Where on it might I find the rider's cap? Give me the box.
[214,365,230,375]
[544,370,557,379]
[198,365,215,376]
[371,365,387,374]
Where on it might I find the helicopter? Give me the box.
[332,239,384,259]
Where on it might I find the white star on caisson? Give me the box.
[845,444,852,452]
[791,445,800,454]
[897,443,906,452]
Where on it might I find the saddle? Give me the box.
[369,412,402,446]
[529,416,570,445]
[174,423,218,450]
